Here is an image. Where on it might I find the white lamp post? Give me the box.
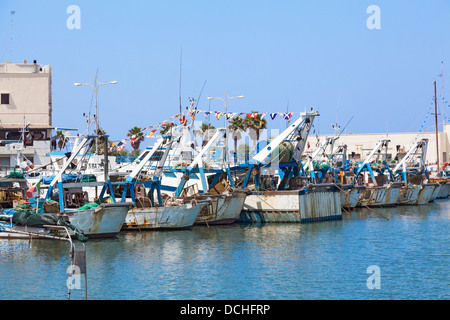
[74,77,118,153]
[207,92,244,167]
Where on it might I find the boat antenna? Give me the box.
[441,52,445,123]
[196,80,207,109]
[337,116,354,139]
[179,48,183,114]
[434,80,440,176]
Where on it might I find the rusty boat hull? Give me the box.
[63,202,131,238]
[123,202,207,230]
[357,183,402,207]
[340,185,365,209]
[398,185,421,205]
[437,183,450,199]
[416,183,438,205]
[428,178,450,199]
[239,184,342,223]
[192,190,249,225]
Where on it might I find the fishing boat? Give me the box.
[305,137,365,210]
[353,139,402,207]
[117,128,209,230]
[392,138,438,205]
[36,135,131,238]
[172,128,249,225]
[236,110,342,223]
[330,145,366,209]
[427,81,450,200]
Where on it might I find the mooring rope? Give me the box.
[332,183,389,221]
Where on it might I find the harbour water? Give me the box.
[1,200,449,300]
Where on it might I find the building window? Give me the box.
[1,93,10,105]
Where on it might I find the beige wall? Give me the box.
[0,62,52,126]
[0,62,52,172]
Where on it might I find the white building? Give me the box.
[0,60,53,174]
[306,124,450,170]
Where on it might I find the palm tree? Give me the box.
[127,126,145,151]
[201,123,215,133]
[94,127,108,154]
[159,123,174,135]
[228,116,245,163]
[244,111,267,152]
[56,131,69,151]
[199,123,216,146]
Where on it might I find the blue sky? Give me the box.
[1,0,449,149]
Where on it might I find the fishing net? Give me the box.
[76,203,99,211]
[81,174,97,182]
[1,204,88,242]
[5,172,25,179]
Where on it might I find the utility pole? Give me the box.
[74,77,118,154]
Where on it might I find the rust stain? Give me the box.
[90,206,105,234]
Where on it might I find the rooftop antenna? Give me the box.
[179,48,183,114]
[196,80,207,109]
[10,11,15,62]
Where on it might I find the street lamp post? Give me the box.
[207,92,244,167]
[74,76,118,154]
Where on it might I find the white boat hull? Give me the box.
[357,183,402,207]
[398,185,421,205]
[123,202,207,230]
[416,183,438,205]
[340,185,365,209]
[194,190,248,225]
[239,184,342,223]
[63,203,131,238]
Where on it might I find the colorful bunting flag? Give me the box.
[148,129,157,138]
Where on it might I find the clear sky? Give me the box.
[1,0,449,150]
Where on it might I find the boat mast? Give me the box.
[441,55,445,124]
[434,80,440,176]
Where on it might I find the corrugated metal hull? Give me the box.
[239,184,342,223]
[386,183,402,205]
[195,190,248,225]
[340,185,365,209]
[123,202,206,230]
[416,183,438,205]
[358,184,401,207]
[64,203,131,238]
[398,186,421,205]
[431,184,443,201]
[358,186,387,207]
[436,183,450,199]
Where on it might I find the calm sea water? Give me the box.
[1,199,449,300]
